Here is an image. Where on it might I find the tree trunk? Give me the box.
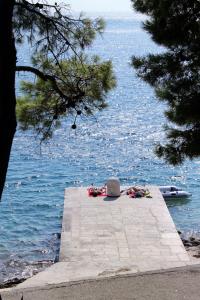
[0,0,17,199]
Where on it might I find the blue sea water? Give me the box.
[1,14,200,283]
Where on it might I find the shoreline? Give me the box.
[180,233,200,261]
[0,259,54,290]
[1,233,200,290]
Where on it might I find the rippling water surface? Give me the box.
[1,15,200,283]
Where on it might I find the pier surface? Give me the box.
[2,186,199,299]
[59,186,190,273]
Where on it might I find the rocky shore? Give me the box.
[0,260,54,290]
[180,232,200,260]
[0,277,25,290]
[182,237,200,259]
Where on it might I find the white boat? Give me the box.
[159,186,192,199]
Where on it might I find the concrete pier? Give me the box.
[1,186,198,299]
[15,186,192,288]
[59,186,190,273]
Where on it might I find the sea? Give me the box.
[1,12,200,284]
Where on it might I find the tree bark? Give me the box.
[0,0,17,199]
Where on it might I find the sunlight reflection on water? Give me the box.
[0,16,199,283]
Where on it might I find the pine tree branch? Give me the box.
[15,0,79,22]
[16,65,85,102]
[15,65,69,101]
[14,1,80,58]
[14,1,79,31]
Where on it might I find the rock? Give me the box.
[0,277,26,289]
[193,253,200,258]
[191,241,200,246]
[184,242,193,247]
[53,232,61,239]
[181,238,188,244]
